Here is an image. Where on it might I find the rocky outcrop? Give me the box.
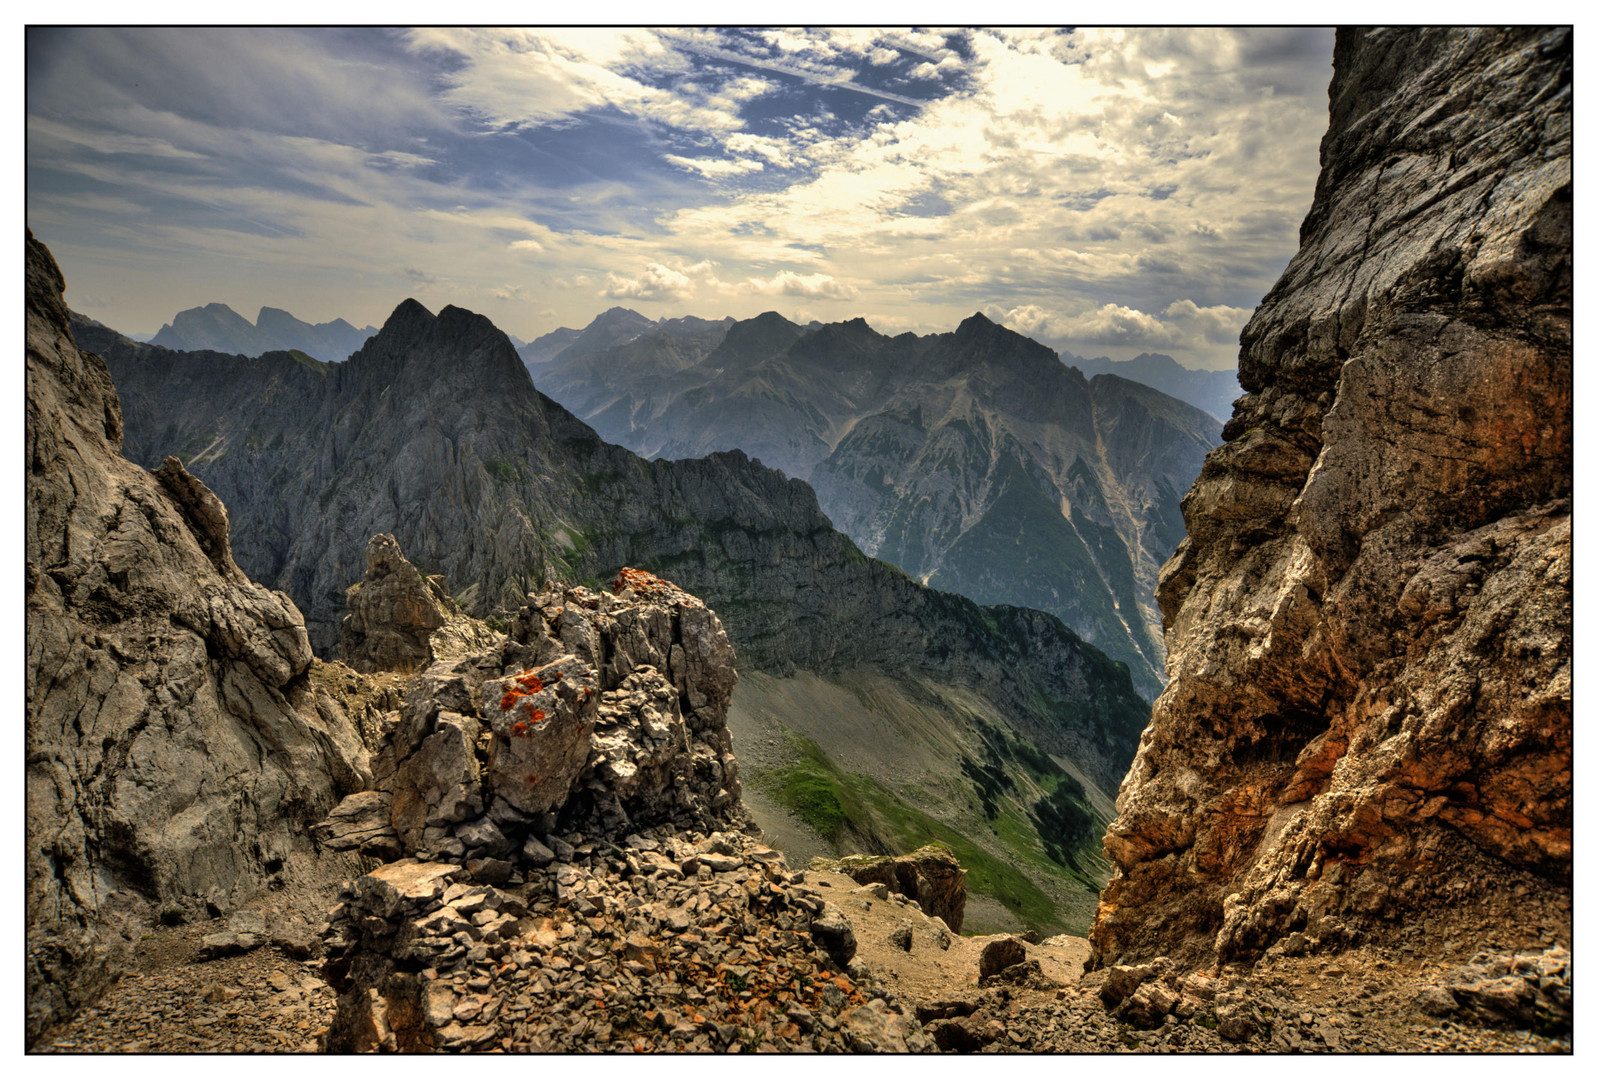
[339,534,449,673]
[23,232,373,1044]
[837,845,967,933]
[317,570,931,1052]
[1091,28,1571,969]
[318,570,747,866]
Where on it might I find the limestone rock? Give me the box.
[23,232,370,1045]
[338,534,447,674]
[978,937,1028,980]
[837,844,967,933]
[312,790,402,861]
[1091,27,1571,969]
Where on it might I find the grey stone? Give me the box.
[521,836,556,867]
[24,234,372,1044]
[337,534,447,674]
[809,904,857,968]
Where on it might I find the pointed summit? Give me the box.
[712,311,803,365]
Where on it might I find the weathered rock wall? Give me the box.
[24,233,375,1042]
[1091,27,1570,968]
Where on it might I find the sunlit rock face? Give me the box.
[1090,27,1570,969]
[24,233,371,1044]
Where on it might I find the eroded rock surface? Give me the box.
[316,569,937,1051]
[836,845,967,933]
[24,232,372,1044]
[339,534,449,673]
[1092,27,1571,970]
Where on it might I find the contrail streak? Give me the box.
[665,37,926,108]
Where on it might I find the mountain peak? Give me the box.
[592,306,652,327]
[952,310,1050,357]
[712,310,804,363]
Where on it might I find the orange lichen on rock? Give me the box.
[498,670,546,712]
[611,566,670,597]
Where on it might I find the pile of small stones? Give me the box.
[322,825,930,1052]
[32,914,336,1054]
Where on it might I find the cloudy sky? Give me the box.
[27,26,1334,370]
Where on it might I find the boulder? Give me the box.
[337,534,447,674]
[837,844,967,933]
[978,936,1028,979]
[809,903,858,968]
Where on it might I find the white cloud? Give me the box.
[1161,299,1253,343]
[406,28,751,134]
[986,298,1257,368]
[744,270,857,300]
[601,262,694,301]
[663,154,765,179]
[599,260,722,302]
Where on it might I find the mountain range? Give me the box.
[525,308,1219,698]
[148,302,378,362]
[73,300,1150,935]
[1059,351,1242,423]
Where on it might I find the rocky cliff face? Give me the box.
[1091,27,1570,970]
[24,233,373,1043]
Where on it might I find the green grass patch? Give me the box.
[763,730,1082,935]
[486,459,522,483]
[288,349,330,373]
[764,735,868,841]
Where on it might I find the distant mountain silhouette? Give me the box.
[150,302,377,361]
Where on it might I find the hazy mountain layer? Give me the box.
[1062,351,1243,423]
[150,302,376,361]
[525,309,1218,697]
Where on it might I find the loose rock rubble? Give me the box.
[32,913,337,1054]
[315,571,929,1052]
[321,830,929,1052]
